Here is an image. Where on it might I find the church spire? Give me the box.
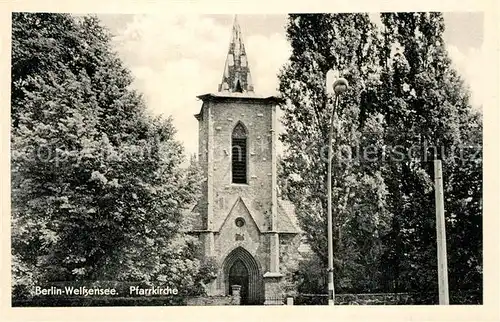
[218,15,254,93]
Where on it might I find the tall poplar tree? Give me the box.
[371,13,483,300]
[278,14,392,292]
[278,13,482,301]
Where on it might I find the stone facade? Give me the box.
[186,288,240,306]
[187,16,301,305]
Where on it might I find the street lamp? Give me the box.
[327,77,349,306]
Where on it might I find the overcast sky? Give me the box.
[98,13,484,157]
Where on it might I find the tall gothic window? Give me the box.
[232,122,247,184]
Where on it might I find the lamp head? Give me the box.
[333,78,349,94]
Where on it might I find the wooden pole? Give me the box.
[434,159,449,305]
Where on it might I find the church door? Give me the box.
[228,259,249,304]
[223,246,263,304]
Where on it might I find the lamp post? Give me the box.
[327,77,349,306]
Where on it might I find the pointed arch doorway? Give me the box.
[223,247,263,305]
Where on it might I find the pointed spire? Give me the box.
[218,15,254,93]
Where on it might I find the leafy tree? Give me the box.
[294,253,327,295]
[11,13,203,299]
[278,14,392,293]
[371,13,483,298]
[278,13,482,301]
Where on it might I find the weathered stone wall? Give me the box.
[185,295,239,306]
[294,290,482,305]
[336,293,413,305]
[197,102,210,229]
[209,99,274,232]
[194,96,303,304]
[187,285,241,305]
[278,233,302,295]
[279,234,302,271]
[294,293,413,305]
[196,98,277,299]
[214,199,268,274]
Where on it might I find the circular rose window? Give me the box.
[235,217,245,227]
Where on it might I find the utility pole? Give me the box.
[433,159,449,305]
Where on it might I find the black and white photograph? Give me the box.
[2,1,498,320]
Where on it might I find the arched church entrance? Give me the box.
[222,247,263,305]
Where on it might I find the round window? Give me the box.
[235,217,245,227]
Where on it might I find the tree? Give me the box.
[278,14,392,293]
[371,13,483,298]
[278,13,482,301]
[11,13,203,299]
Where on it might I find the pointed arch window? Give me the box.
[232,122,248,184]
[235,79,243,93]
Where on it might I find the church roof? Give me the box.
[196,92,281,101]
[181,202,204,231]
[183,198,301,234]
[217,196,263,233]
[218,15,254,94]
[277,199,301,233]
[195,15,281,119]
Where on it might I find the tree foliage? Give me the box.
[278,14,392,292]
[375,12,483,295]
[11,13,204,298]
[278,13,482,298]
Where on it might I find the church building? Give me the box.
[187,17,302,305]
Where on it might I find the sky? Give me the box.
[98,13,485,157]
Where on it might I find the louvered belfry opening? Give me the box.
[232,122,248,184]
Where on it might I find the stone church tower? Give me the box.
[188,16,301,305]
